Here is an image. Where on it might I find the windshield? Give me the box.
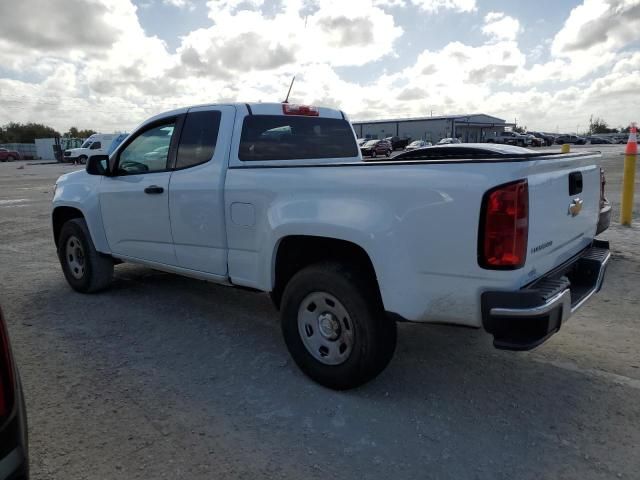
[81,140,92,148]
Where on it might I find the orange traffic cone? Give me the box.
[621,122,638,225]
[625,124,637,155]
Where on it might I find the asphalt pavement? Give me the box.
[1,146,639,479]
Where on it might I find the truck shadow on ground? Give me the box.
[21,263,636,478]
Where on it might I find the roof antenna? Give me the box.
[283,76,296,104]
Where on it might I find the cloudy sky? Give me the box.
[0,0,638,134]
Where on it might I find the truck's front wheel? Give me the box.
[58,218,114,293]
[281,262,396,390]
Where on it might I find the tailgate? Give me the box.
[524,152,601,281]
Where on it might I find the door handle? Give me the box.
[144,185,164,194]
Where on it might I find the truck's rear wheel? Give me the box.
[281,262,396,390]
[58,218,113,293]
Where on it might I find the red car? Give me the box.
[360,139,392,158]
[0,308,29,479]
[0,148,20,162]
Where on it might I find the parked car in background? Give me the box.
[486,131,530,146]
[0,148,20,162]
[384,136,411,150]
[404,140,432,151]
[524,134,543,147]
[555,135,586,145]
[361,139,392,157]
[436,137,462,145]
[0,307,29,479]
[587,137,613,145]
[529,131,554,146]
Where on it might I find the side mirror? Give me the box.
[86,155,109,176]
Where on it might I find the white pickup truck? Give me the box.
[486,130,531,146]
[52,103,611,389]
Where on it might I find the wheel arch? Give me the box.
[270,235,382,310]
[52,206,85,248]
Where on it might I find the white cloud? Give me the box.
[178,0,403,72]
[373,0,407,6]
[409,0,476,12]
[372,0,477,9]
[0,0,637,136]
[162,0,195,9]
[552,0,640,56]
[482,12,521,41]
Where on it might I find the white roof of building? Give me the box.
[352,113,506,125]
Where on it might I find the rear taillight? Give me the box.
[0,309,15,419]
[600,168,607,207]
[282,104,319,116]
[479,180,529,269]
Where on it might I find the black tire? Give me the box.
[486,139,494,143]
[281,262,397,390]
[78,155,87,165]
[57,218,113,293]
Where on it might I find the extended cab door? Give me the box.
[168,105,235,275]
[99,118,179,265]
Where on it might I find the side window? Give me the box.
[117,122,176,175]
[176,110,221,169]
[90,142,101,150]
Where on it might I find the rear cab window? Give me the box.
[238,115,358,161]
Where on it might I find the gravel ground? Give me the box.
[1,145,639,479]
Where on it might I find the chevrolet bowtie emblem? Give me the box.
[568,198,583,217]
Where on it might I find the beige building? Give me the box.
[352,114,511,143]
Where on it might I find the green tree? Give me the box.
[513,125,526,134]
[64,127,97,139]
[64,127,80,138]
[588,115,616,134]
[0,122,60,143]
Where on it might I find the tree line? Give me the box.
[510,117,630,136]
[0,122,96,143]
[588,116,630,135]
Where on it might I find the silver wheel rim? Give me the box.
[297,292,354,366]
[65,235,86,279]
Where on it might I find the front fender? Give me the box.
[52,173,110,254]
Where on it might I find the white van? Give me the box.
[63,134,120,164]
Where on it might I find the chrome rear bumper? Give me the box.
[482,240,610,350]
